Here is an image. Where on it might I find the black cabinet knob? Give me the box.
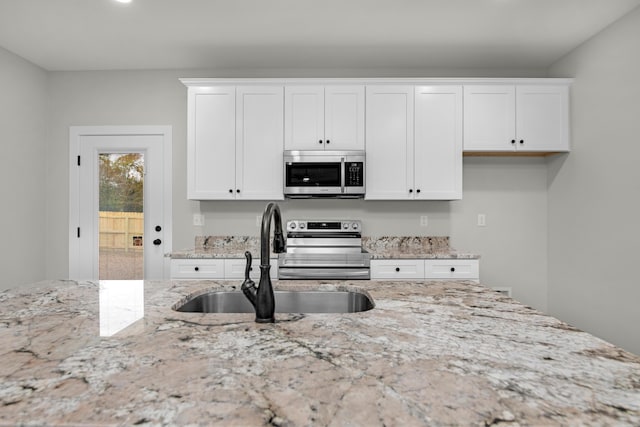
[155,225,162,232]
[511,139,516,144]
[395,267,400,272]
[153,239,162,245]
[450,267,455,272]
[519,140,524,144]
[416,189,421,193]
[409,189,413,193]
[228,189,233,193]
[326,140,330,144]
[236,189,240,193]
[319,140,323,144]
[194,266,199,272]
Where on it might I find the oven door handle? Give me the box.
[340,156,345,194]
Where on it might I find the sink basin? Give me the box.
[174,290,374,314]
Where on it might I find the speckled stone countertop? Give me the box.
[1,279,639,426]
[170,236,479,259]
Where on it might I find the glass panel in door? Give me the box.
[98,153,144,280]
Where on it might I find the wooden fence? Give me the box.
[99,211,144,252]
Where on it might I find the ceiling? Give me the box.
[0,0,639,72]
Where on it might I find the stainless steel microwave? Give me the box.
[283,150,365,198]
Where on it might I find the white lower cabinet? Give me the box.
[170,259,225,279]
[170,258,278,280]
[370,259,425,280]
[371,259,479,282]
[423,259,479,281]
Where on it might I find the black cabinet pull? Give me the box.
[153,239,162,245]
[409,189,413,193]
[194,266,199,272]
[416,189,421,193]
[511,139,516,144]
[519,140,524,144]
[236,189,240,193]
[326,140,330,144]
[319,140,323,144]
[155,225,162,232]
[395,267,400,272]
[450,267,455,272]
[228,189,233,193]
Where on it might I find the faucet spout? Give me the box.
[252,202,285,323]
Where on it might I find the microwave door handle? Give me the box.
[341,157,345,193]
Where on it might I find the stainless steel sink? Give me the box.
[174,290,374,314]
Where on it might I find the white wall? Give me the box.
[43,67,550,312]
[548,6,640,355]
[0,47,48,290]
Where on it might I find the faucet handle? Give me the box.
[243,251,253,281]
[241,251,257,308]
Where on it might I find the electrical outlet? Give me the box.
[193,214,204,226]
[420,215,428,227]
[477,214,486,227]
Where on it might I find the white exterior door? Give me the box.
[414,85,463,200]
[235,86,284,200]
[463,85,516,151]
[365,85,414,200]
[69,126,172,281]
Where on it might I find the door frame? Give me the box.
[69,126,172,280]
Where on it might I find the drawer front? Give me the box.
[170,259,224,279]
[224,259,278,280]
[424,259,479,280]
[371,259,424,279]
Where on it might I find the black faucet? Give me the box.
[240,202,285,323]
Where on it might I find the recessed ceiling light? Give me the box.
[114,0,132,4]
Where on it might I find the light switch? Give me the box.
[193,214,204,226]
[477,214,486,227]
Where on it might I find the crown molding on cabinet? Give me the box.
[180,77,574,87]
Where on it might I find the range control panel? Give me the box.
[286,220,361,232]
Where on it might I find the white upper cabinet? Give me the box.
[515,85,570,152]
[414,85,463,200]
[188,86,236,200]
[186,85,284,200]
[463,84,569,152]
[365,85,415,200]
[285,85,365,150]
[235,86,285,200]
[366,85,462,200]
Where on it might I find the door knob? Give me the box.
[153,239,162,245]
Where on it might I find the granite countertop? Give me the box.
[1,279,639,425]
[170,236,480,259]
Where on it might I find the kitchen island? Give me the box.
[1,279,639,426]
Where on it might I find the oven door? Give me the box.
[284,161,342,196]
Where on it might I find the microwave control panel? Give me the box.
[346,162,364,187]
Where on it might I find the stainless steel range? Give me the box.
[278,220,370,280]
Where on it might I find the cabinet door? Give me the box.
[187,86,236,199]
[170,259,225,279]
[284,86,325,150]
[516,85,569,152]
[236,86,284,200]
[424,259,479,281]
[463,85,516,151]
[414,86,463,200]
[370,259,425,279]
[224,258,279,280]
[365,85,415,200]
[324,85,365,150]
